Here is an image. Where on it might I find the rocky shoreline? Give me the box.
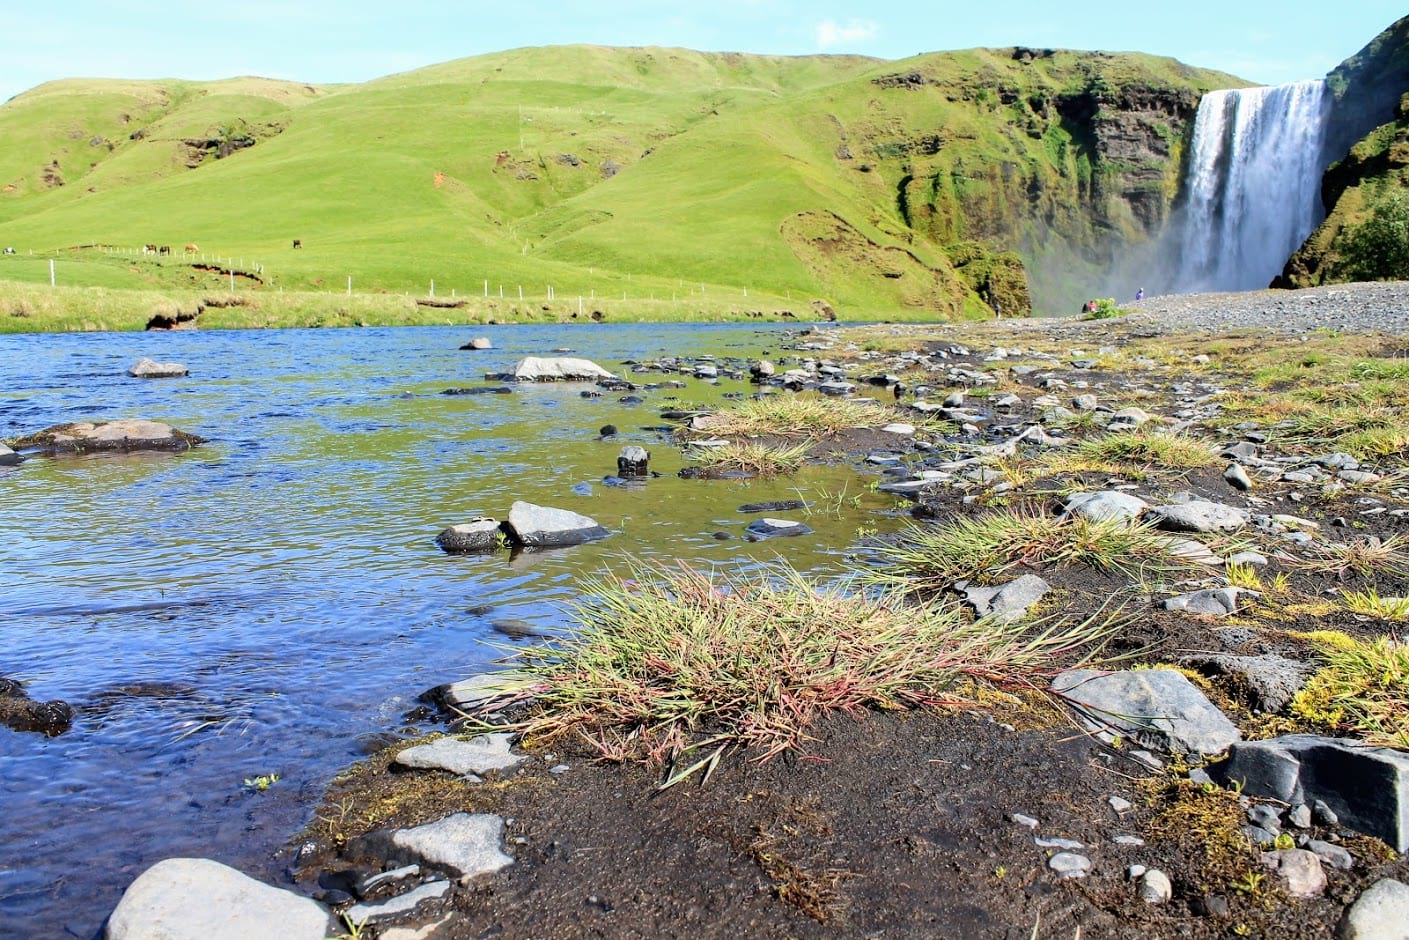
[28,284,1409,937]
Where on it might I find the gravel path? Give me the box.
[1120,281,1409,335]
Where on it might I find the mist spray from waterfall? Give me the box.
[1166,79,1329,293]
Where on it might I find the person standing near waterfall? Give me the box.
[1136,287,1145,303]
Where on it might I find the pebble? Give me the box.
[1035,836,1085,851]
[1011,813,1039,829]
[1108,796,1133,814]
[1139,869,1173,904]
[1047,852,1092,879]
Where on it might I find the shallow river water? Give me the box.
[0,322,899,937]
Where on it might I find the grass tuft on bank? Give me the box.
[691,396,886,438]
[1292,631,1409,749]
[862,508,1188,595]
[499,563,1115,777]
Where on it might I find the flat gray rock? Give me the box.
[956,574,1049,623]
[394,733,525,776]
[1107,407,1151,428]
[353,813,513,884]
[504,501,609,547]
[1145,500,1250,533]
[128,357,188,378]
[499,356,615,382]
[1338,878,1409,940]
[1183,653,1311,712]
[344,880,451,927]
[105,857,331,940]
[1048,852,1091,878]
[1052,668,1241,756]
[0,443,20,466]
[1063,491,1150,524]
[1162,587,1256,616]
[24,419,204,455]
[436,672,535,714]
[1216,735,1409,851]
[435,519,503,553]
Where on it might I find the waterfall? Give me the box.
[1168,80,1328,293]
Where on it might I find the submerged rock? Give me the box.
[744,517,814,540]
[105,857,332,940]
[0,442,20,466]
[0,679,73,736]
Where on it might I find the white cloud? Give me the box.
[815,18,878,50]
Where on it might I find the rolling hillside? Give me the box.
[0,45,1243,322]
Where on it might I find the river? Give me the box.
[0,322,895,938]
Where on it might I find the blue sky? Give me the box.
[2,1,1403,104]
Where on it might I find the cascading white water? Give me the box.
[1170,79,1329,292]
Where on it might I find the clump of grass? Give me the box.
[685,440,810,477]
[692,396,884,438]
[500,563,1115,774]
[1340,588,1409,621]
[1293,534,1409,579]
[1291,633,1409,748]
[1078,429,1216,469]
[862,507,1184,594]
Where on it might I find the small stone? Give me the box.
[1260,848,1326,898]
[1072,393,1099,412]
[881,423,916,436]
[1047,852,1092,879]
[1035,836,1085,851]
[1011,813,1039,829]
[1247,804,1283,834]
[1108,796,1133,814]
[1305,839,1354,870]
[1111,834,1145,846]
[1289,803,1313,829]
[344,881,452,926]
[1128,864,1146,880]
[1139,869,1173,904]
[1224,463,1254,491]
[1313,799,1340,827]
[744,518,814,540]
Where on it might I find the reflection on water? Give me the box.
[0,322,901,937]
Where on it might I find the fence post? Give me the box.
[347,276,352,296]
[49,259,55,287]
[430,279,435,298]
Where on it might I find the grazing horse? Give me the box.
[2,247,14,255]
[184,243,199,253]
[292,239,302,249]
[143,244,158,254]
[158,245,171,256]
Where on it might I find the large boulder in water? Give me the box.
[128,357,189,378]
[435,519,504,553]
[503,501,609,547]
[14,420,205,455]
[490,357,616,382]
[105,857,332,940]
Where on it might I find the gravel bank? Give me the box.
[1121,281,1409,335]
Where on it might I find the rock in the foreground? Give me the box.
[16,420,205,455]
[351,813,514,883]
[0,443,22,466]
[1216,735,1409,850]
[105,857,331,940]
[435,519,503,553]
[955,574,1050,623]
[503,501,609,547]
[1338,878,1409,939]
[394,733,526,776]
[492,357,615,382]
[128,357,189,378]
[1052,668,1240,756]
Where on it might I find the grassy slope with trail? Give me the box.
[0,45,1241,329]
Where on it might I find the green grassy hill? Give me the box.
[0,45,1242,328]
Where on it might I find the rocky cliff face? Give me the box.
[1280,16,1409,287]
[865,50,1224,310]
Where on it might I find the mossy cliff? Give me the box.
[1280,16,1409,287]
